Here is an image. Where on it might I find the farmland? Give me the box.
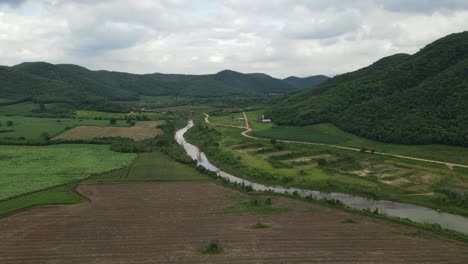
[187,114,468,216]
[0,116,127,139]
[0,144,135,201]
[254,123,468,165]
[75,110,169,120]
[85,151,209,183]
[53,121,162,141]
[1,181,467,263]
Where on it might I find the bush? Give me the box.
[199,240,222,255]
[40,132,51,140]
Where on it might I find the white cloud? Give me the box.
[0,0,467,77]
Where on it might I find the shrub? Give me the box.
[252,221,270,229]
[199,240,222,255]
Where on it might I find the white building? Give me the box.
[261,115,272,123]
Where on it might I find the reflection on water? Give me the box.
[176,120,468,235]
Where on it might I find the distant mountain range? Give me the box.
[0,63,325,108]
[268,31,468,146]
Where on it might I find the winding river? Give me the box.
[176,120,468,235]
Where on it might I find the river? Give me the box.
[175,120,468,235]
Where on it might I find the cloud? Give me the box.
[0,0,27,7]
[0,0,467,77]
[376,0,468,13]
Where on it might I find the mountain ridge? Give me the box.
[268,31,468,146]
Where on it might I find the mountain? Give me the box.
[268,31,468,146]
[283,75,330,89]
[2,63,299,106]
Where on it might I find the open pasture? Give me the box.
[53,121,162,141]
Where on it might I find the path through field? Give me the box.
[205,113,468,169]
[1,182,467,263]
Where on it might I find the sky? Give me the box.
[0,0,467,78]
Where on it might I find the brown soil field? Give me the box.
[53,121,162,141]
[1,182,467,263]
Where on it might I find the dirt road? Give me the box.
[205,113,468,169]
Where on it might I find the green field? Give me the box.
[187,117,468,216]
[254,123,468,166]
[0,116,128,139]
[85,151,209,183]
[0,102,37,116]
[74,110,169,120]
[119,95,181,105]
[0,186,83,216]
[0,144,136,201]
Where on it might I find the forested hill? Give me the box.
[268,31,468,147]
[283,75,330,89]
[1,63,300,105]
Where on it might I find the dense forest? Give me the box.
[1,63,304,109]
[268,31,468,147]
[283,75,330,89]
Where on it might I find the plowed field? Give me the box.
[53,121,162,141]
[1,182,467,263]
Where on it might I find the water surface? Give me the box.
[176,121,468,235]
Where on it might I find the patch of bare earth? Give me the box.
[0,182,467,263]
[53,121,162,141]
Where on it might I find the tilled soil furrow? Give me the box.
[1,182,467,263]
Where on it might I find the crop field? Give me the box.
[1,182,467,263]
[74,110,169,120]
[254,123,468,165]
[0,116,128,139]
[53,121,162,141]
[0,144,135,201]
[150,104,220,113]
[85,151,209,183]
[210,112,246,127]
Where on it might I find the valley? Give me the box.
[1,30,468,262]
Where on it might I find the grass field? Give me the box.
[74,110,169,120]
[0,144,136,201]
[0,116,128,139]
[254,123,468,165]
[85,151,209,183]
[119,95,181,105]
[53,121,162,141]
[0,186,83,216]
[187,117,468,216]
[0,102,37,116]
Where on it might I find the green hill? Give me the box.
[268,31,468,146]
[283,75,330,89]
[3,63,297,104]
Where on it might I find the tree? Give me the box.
[39,103,46,112]
[40,132,51,140]
[6,120,13,126]
[109,118,117,125]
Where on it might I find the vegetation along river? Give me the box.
[176,120,468,235]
